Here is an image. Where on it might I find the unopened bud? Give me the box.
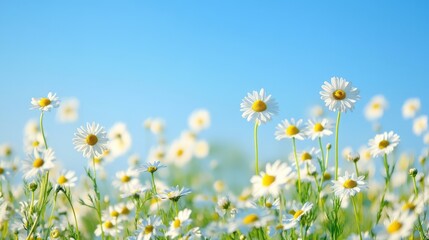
[409,168,418,177]
[29,182,38,192]
[326,143,332,150]
[346,152,360,163]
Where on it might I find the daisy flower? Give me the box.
[229,208,274,234]
[57,98,79,123]
[166,208,192,238]
[320,77,360,112]
[134,215,165,240]
[108,122,132,158]
[0,144,12,158]
[413,115,427,136]
[112,168,141,194]
[95,217,122,237]
[368,131,400,157]
[55,170,78,188]
[398,195,424,215]
[402,98,420,119]
[283,202,313,229]
[193,140,210,159]
[364,95,388,121]
[374,209,416,240]
[148,118,165,135]
[147,146,167,163]
[310,105,324,118]
[31,92,60,112]
[331,171,366,198]
[305,119,333,140]
[114,201,135,222]
[159,185,191,202]
[73,122,109,159]
[23,132,45,153]
[275,118,306,140]
[183,227,202,239]
[215,196,232,217]
[188,109,211,132]
[240,88,278,124]
[250,160,294,197]
[0,161,9,181]
[167,140,193,167]
[24,119,40,137]
[138,161,166,174]
[22,148,55,180]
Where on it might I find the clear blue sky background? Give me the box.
[0,1,428,174]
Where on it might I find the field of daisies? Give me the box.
[0,77,428,240]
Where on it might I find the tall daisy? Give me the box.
[57,98,79,123]
[55,170,78,188]
[31,92,60,112]
[368,131,400,158]
[159,185,192,202]
[108,122,132,158]
[402,98,420,119]
[22,148,55,180]
[374,209,416,240]
[413,115,427,136]
[250,160,294,197]
[188,109,211,133]
[73,122,109,159]
[229,208,273,235]
[320,77,360,113]
[331,171,366,198]
[240,88,278,124]
[283,202,313,230]
[364,95,388,121]
[166,208,192,238]
[112,168,141,195]
[167,140,193,167]
[134,215,165,240]
[305,119,333,140]
[95,217,122,237]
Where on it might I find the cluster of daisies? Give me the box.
[0,77,427,239]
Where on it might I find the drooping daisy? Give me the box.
[55,170,78,188]
[364,95,388,121]
[331,171,366,198]
[167,140,193,167]
[368,131,400,157]
[138,160,166,174]
[166,208,192,238]
[413,115,427,136]
[95,217,122,237]
[240,88,278,124]
[250,160,294,197]
[374,209,416,240]
[31,92,60,112]
[305,119,333,140]
[134,215,165,240]
[402,98,420,119]
[193,140,210,159]
[159,185,191,202]
[275,118,306,140]
[22,148,56,180]
[188,109,211,132]
[112,168,141,194]
[57,98,79,123]
[283,202,314,229]
[73,122,109,159]
[229,208,274,234]
[320,77,360,112]
[108,122,132,158]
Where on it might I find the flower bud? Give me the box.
[409,168,418,177]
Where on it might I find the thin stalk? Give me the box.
[254,121,260,174]
[334,111,341,180]
[92,160,105,240]
[353,162,360,176]
[150,173,158,195]
[47,192,58,227]
[292,138,301,196]
[318,137,325,170]
[351,197,362,240]
[376,154,390,224]
[64,189,81,240]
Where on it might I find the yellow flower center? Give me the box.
[0,168,4,175]
[156,152,165,159]
[50,229,60,238]
[93,157,103,164]
[286,125,299,136]
[387,220,402,233]
[402,202,416,211]
[147,166,157,173]
[343,179,357,189]
[32,141,40,147]
[265,202,273,208]
[262,174,276,186]
[144,225,154,234]
[251,100,267,112]
[121,207,130,215]
[121,175,131,183]
[293,210,304,219]
[57,175,68,185]
[110,210,119,218]
[333,89,346,100]
[5,147,12,156]
[313,123,324,132]
[378,140,390,149]
[85,134,98,146]
[33,158,44,168]
[242,214,259,224]
[301,152,312,161]
[372,102,381,109]
[103,221,114,229]
[176,149,184,157]
[173,219,181,228]
[39,98,51,107]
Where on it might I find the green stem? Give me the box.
[412,176,418,195]
[334,111,341,180]
[40,112,48,149]
[254,121,259,175]
[47,192,58,227]
[64,189,81,240]
[376,154,390,224]
[318,137,325,170]
[150,173,158,195]
[29,191,35,214]
[174,201,179,215]
[351,197,362,240]
[92,161,105,240]
[292,137,301,196]
[353,162,360,176]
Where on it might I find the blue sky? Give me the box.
[0,1,428,174]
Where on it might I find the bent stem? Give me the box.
[334,111,341,180]
[254,121,260,175]
[292,137,301,196]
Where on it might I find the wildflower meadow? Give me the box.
[0,77,428,240]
